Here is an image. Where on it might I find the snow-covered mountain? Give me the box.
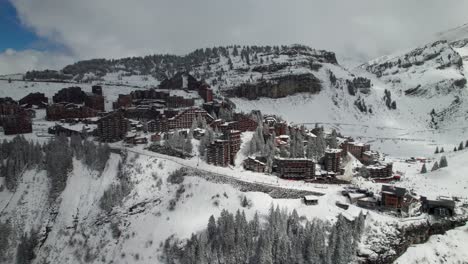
[436,22,468,43]
[3,31,468,264]
[364,40,465,98]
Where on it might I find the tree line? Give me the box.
[0,135,111,200]
[161,207,366,264]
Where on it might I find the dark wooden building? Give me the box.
[367,162,393,178]
[223,130,241,165]
[381,185,407,209]
[46,103,98,121]
[274,158,315,179]
[19,92,48,108]
[421,196,455,217]
[92,85,103,96]
[341,141,370,160]
[243,156,267,173]
[2,110,32,135]
[113,94,132,109]
[207,140,231,166]
[324,148,342,173]
[168,108,213,130]
[84,93,105,111]
[53,87,87,104]
[97,110,129,142]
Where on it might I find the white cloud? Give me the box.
[5,0,468,72]
[0,49,74,75]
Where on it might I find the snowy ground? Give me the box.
[395,223,468,264]
[1,74,468,262]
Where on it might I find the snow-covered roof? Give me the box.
[325,148,342,153]
[303,195,318,201]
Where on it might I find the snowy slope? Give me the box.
[395,223,468,264]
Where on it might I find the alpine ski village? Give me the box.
[1,42,468,264]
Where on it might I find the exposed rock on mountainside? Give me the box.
[24,45,372,102]
[224,73,322,99]
[364,40,466,97]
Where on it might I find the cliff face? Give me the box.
[364,40,466,97]
[359,217,468,264]
[224,73,322,99]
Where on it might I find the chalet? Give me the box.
[274,157,315,179]
[421,196,455,217]
[46,103,98,121]
[381,185,407,209]
[48,123,96,137]
[19,92,48,108]
[303,196,318,205]
[324,148,342,173]
[207,140,231,166]
[53,87,87,104]
[243,156,267,173]
[97,110,129,142]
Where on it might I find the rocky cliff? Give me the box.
[364,40,466,97]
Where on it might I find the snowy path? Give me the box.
[110,145,337,195]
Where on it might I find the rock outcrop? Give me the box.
[224,73,322,99]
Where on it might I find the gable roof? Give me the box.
[381,185,407,197]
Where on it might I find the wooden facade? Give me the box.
[97,111,129,142]
[324,149,342,173]
[274,158,315,179]
[46,103,98,121]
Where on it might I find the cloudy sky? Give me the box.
[1,0,468,75]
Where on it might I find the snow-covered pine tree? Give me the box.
[431,161,439,171]
[420,164,427,173]
[328,129,339,149]
[439,156,448,168]
[434,146,439,154]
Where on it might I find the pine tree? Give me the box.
[439,156,448,168]
[434,146,439,154]
[465,140,468,148]
[459,141,464,151]
[431,161,439,171]
[440,147,445,153]
[328,129,339,149]
[420,164,427,173]
[454,146,458,152]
